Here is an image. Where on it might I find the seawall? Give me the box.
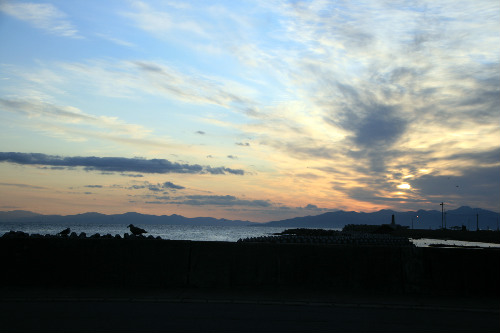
[1,238,498,296]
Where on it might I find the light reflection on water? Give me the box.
[411,238,500,248]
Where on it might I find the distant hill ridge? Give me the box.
[0,206,498,229]
[263,206,499,230]
[0,210,254,226]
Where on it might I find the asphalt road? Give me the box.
[1,299,498,333]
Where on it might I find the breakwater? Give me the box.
[1,235,498,297]
[392,228,500,243]
[239,230,412,246]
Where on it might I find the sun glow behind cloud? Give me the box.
[0,0,499,221]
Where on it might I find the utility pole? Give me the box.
[440,202,444,229]
[476,213,479,231]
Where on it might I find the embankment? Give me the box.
[1,238,498,296]
[392,229,500,244]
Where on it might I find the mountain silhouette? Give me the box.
[0,210,254,226]
[0,206,498,229]
[262,206,499,230]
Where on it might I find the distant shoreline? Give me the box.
[2,206,500,230]
[274,227,500,244]
[2,226,500,245]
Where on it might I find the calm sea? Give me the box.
[2,223,499,248]
[0,223,291,242]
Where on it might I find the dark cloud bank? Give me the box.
[129,181,185,191]
[166,195,271,207]
[0,152,244,175]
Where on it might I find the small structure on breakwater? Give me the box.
[343,214,409,234]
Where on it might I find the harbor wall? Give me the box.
[1,238,498,296]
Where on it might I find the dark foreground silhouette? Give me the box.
[1,231,499,332]
[57,227,71,236]
[127,224,148,236]
[1,288,498,333]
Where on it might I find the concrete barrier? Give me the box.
[0,238,498,296]
[420,247,500,296]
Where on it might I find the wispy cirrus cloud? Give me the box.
[123,1,208,38]
[3,59,260,117]
[0,152,245,175]
[0,97,177,148]
[95,33,135,48]
[131,60,260,116]
[0,182,47,190]
[0,1,79,38]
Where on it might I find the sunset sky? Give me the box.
[1,0,499,222]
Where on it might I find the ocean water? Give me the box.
[0,223,290,242]
[2,223,499,248]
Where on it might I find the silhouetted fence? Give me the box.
[1,238,498,296]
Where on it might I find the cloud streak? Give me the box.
[123,1,207,39]
[0,152,245,175]
[0,182,47,190]
[128,181,185,191]
[0,1,79,38]
[157,195,272,208]
[0,98,177,149]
